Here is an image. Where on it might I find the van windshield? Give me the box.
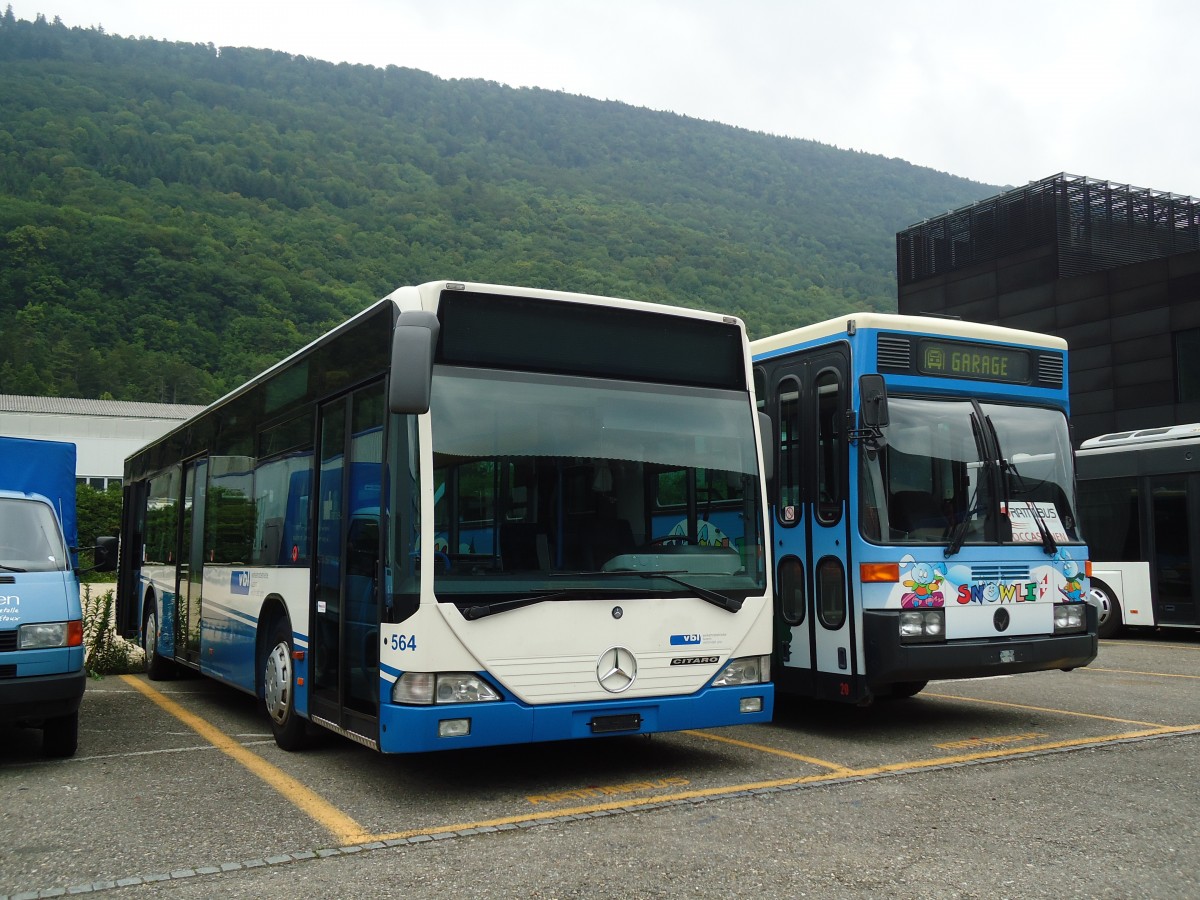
[0,498,70,572]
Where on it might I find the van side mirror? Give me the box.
[92,536,118,573]
[388,311,440,414]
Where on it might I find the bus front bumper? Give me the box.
[863,606,1099,687]
[375,682,773,754]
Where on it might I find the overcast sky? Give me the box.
[12,0,1200,199]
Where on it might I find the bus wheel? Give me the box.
[264,620,308,751]
[42,712,79,758]
[889,681,928,699]
[143,606,174,681]
[1092,581,1123,639]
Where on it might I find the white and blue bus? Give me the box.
[116,281,774,753]
[752,314,1097,704]
[1075,423,1200,637]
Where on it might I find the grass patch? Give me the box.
[82,585,146,677]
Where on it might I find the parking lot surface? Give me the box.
[3,634,1199,899]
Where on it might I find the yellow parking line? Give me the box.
[120,675,371,846]
[922,690,1171,728]
[846,726,1189,776]
[368,723,1200,844]
[681,729,855,773]
[119,674,1200,850]
[1084,666,1200,680]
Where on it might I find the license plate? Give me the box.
[589,714,643,734]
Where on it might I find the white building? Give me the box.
[0,394,203,490]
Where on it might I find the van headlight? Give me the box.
[19,621,81,649]
[391,672,502,705]
[712,655,770,686]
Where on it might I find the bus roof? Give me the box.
[387,280,746,327]
[123,281,750,471]
[1078,423,1200,451]
[750,312,1067,357]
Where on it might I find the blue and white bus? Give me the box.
[752,314,1097,704]
[116,281,773,752]
[1076,423,1200,637]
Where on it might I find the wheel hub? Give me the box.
[264,642,293,725]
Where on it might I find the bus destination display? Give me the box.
[917,339,1030,384]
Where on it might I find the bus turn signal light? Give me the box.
[860,563,900,583]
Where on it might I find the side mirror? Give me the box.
[92,536,118,573]
[859,374,889,428]
[388,311,441,414]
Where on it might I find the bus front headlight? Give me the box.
[1053,603,1086,634]
[712,655,770,686]
[392,672,501,705]
[899,609,945,643]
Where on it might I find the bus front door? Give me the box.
[311,385,385,745]
[1151,475,1200,627]
[771,347,857,701]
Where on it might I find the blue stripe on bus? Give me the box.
[376,682,773,753]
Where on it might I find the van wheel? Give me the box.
[1092,580,1123,638]
[143,606,174,680]
[42,712,79,758]
[264,620,308,751]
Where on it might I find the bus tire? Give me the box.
[1092,579,1123,639]
[888,680,928,699]
[42,712,79,758]
[264,619,308,751]
[143,603,174,681]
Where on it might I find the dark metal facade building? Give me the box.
[896,173,1200,443]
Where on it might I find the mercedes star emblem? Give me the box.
[597,646,637,693]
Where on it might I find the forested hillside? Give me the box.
[0,10,998,404]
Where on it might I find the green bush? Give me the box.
[82,585,145,676]
[77,483,121,585]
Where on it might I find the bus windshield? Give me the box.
[429,366,765,605]
[863,397,1080,547]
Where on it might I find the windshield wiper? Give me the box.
[458,592,580,619]
[0,562,26,573]
[984,414,1056,555]
[944,520,970,558]
[460,570,744,618]
[598,568,743,613]
[1004,460,1058,555]
[460,585,657,619]
[946,412,989,559]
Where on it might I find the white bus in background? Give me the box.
[1075,423,1200,637]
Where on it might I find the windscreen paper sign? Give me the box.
[1003,502,1070,544]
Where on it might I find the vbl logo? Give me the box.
[670,633,702,646]
[230,571,251,595]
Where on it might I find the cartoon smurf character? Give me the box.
[902,561,946,609]
[1059,556,1084,603]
